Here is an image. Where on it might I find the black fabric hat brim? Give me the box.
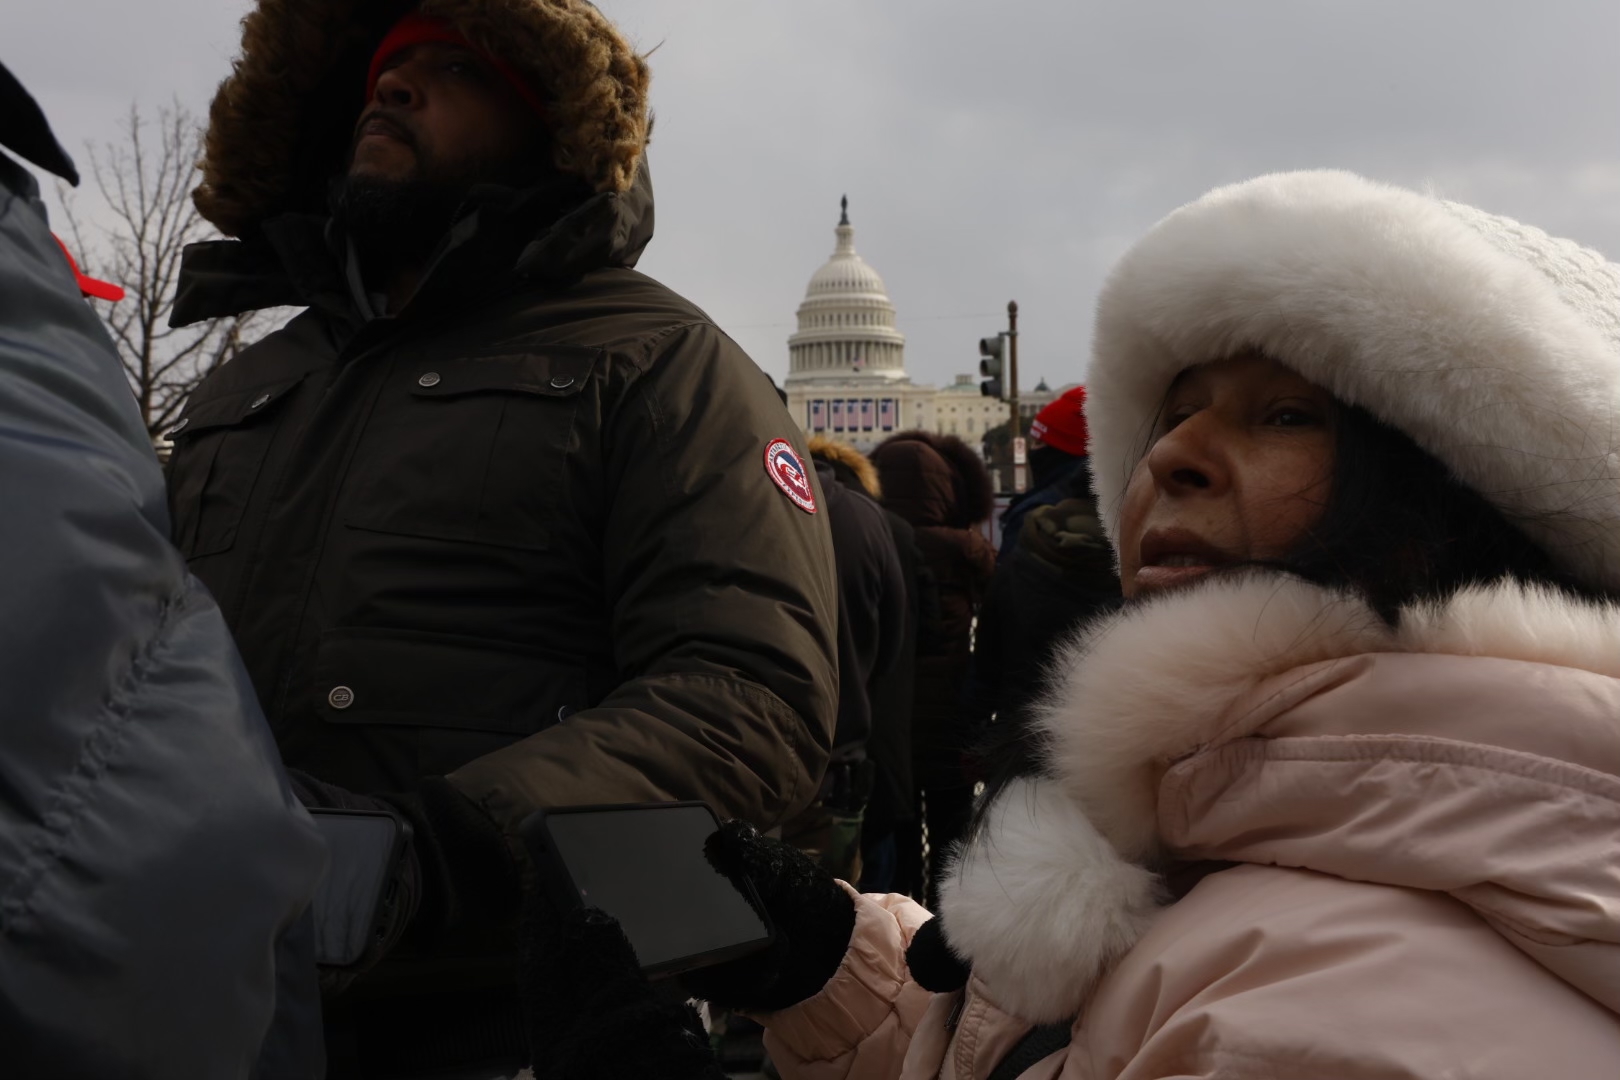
[0,59,78,184]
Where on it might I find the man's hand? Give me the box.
[288,771,520,987]
[521,903,724,1080]
[287,770,422,986]
[383,777,521,938]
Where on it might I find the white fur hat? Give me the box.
[1086,169,1620,590]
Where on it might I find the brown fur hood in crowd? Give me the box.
[808,436,882,499]
[194,0,651,238]
[870,430,995,530]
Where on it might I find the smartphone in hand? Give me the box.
[307,808,407,967]
[522,802,774,978]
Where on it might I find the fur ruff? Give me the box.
[941,571,1620,1021]
[874,430,995,527]
[938,778,1162,1023]
[1034,573,1391,862]
[809,436,882,499]
[194,0,650,238]
[1086,170,1620,590]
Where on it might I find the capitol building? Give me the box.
[784,199,1056,454]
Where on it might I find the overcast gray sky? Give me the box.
[11,1,1620,389]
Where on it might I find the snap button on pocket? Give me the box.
[418,372,442,388]
[557,705,576,722]
[328,685,356,710]
[549,375,575,390]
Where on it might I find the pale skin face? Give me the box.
[1117,352,1338,598]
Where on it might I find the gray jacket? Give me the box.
[0,61,327,1079]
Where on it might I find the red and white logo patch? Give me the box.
[765,438,818,514]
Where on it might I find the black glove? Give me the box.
[678,820,857,1012]
[384,777,521,940]
[287,769,421,984]
[288,771,520,965]
[521,902,725,1080]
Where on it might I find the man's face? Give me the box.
[350,42,543,189]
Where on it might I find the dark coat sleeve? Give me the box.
[0,152,327,1079]
[864,512,924,832]
[968,502,1123,739]
[959,581,1006,745]
[860,503,908,708]
[824,477,908,751]
[449,322,839,836]
[963,528,998,603]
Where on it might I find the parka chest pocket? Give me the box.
[312,628,591,777]
[344,348,600,551]
[165,375,304,559]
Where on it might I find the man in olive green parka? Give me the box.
[166,0,837,1071]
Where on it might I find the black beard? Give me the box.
[330,174,465,277]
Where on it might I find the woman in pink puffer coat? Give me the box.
[528,171,1620,1080]
[734,170,1620,1080]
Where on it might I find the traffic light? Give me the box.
[979,334,1006,399]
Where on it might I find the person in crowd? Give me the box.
[805,437,925,893]
[778,437,905,883]
[997,385,1092,560]
[165,2,838,1073]
[869,431,996,906]
[0,59,326,1079]
[962,453,1120,749]
[520,170,1620,1078]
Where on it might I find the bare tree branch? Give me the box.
[55,99,290,445]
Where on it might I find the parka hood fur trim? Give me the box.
[809,437,882,499]
[941,571,1620,1022]
[195,0,650,238]
[1086,170,1620,591]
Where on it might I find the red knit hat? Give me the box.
[1029,385,1088,457]
[365,13,548,119]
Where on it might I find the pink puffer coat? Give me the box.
[754,575,1620,1079]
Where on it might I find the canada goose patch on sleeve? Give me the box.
[765,438,817,514]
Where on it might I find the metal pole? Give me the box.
[1007,300,1019,436]
[1008,300,1022,492]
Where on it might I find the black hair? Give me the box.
[1279,402,1598,623]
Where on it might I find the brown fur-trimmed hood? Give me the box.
[808,436,881,499]
[194,0,650,238]
[870,430,994,529]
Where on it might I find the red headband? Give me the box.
[365,14,548,118]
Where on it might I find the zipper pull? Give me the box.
[946,991,966,1032]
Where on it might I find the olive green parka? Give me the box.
[165,0,839,997]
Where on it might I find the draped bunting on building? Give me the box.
[784,199,1057,451]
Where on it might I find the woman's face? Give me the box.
[1118,352,1337,598]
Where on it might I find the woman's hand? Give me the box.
[679,821,858,1012]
